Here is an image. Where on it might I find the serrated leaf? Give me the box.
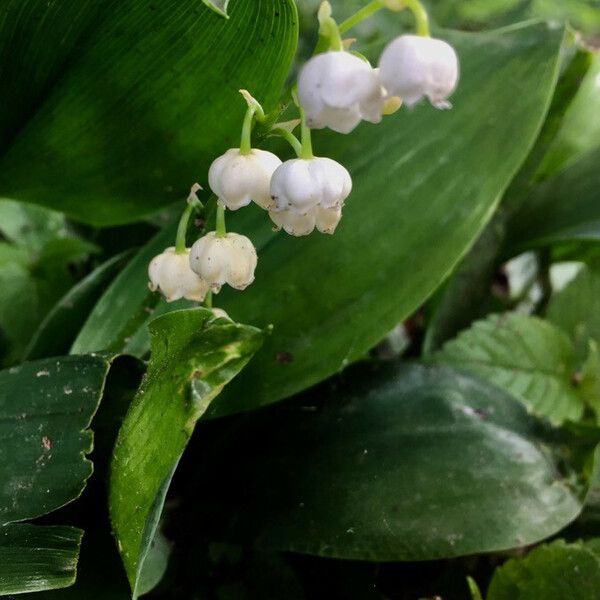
[109,308,264,598]
[487,539,600,600]
[0,524,82,596]
[187,363,597,560]
[431,313,583,425]
[0,354,112,525]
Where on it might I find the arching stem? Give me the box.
[175,185,204,254]
[215,204,227,238]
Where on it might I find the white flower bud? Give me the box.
[270,157,352,215]
[269,206,343,237]
[148,247,209,303]
[298,51,384,134]
[208,148,282,210]
[379,35,459,109]
[189,232,257,292]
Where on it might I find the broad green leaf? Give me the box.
[487,539,600,600]
[109,308,264,597]
[0,355,111,524]
[507,147,600,251]
[0,0,298,226]
[73,23,566,418]
[25,252,131,361]
[211,22,565,417]
[431,313,583,425]
[0,524,82,596]
[189,363,597,560]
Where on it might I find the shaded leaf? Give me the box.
[25,252,131,361]
[109,308,264,597]
[507,147,600,251]
[0,354,111,525]
[0,0,298,225]
[431,313,583,425]
[0,524,82,596]
[187,363,596,560]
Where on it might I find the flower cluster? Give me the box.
[148,0,459,311]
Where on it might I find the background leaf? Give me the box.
[0,524,82,596]
[486,539,600,600]
[0,354,111,525]
[0,0,298,226]
[431,313,583,425]
[0,200,96,365]
[506,146,600,251]
[185,362,597,561]
[24,252,131,361]
[71,23,566,419]
[109,308,264,597]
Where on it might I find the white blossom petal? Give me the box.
[208,148,282,210]
[298,51,384,134]
[379,35,459,108]
[148,247,209,302]
[189,232,257,292]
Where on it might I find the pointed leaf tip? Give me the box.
[203,0,230,18]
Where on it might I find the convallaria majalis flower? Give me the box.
[148,185,210,303]
[209,91,281,211]
[379,34,459,109]
[147,0,460,311]
[269,157,351,236]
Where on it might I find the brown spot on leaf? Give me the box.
[276,352,294,365]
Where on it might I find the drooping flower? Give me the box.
[270,157,352,213]
[208,148,282,210]
[268,157,351,237]
[269,206,342,237]
[148,247,209,302]
[379,35,459,109]
[189,232,257,292]
[298,51,384,134]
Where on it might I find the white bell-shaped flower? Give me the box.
[298,51,384,134]
[208,148,282,210]
[379,35,459,109]
[189,232,257,292]
[270,157,352,216]
[269,206,342,237]
[148,247,209,303]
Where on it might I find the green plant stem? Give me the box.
[270,128,303,157]
[240,107,256,155]
[299,105,314,160]
[403,0,430,37]
[175,201,200,254]
[205,290,213,309]
[239,92,266,155]
[338,0,430,37]
[338,0,384,34]
[215,204,227,238]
